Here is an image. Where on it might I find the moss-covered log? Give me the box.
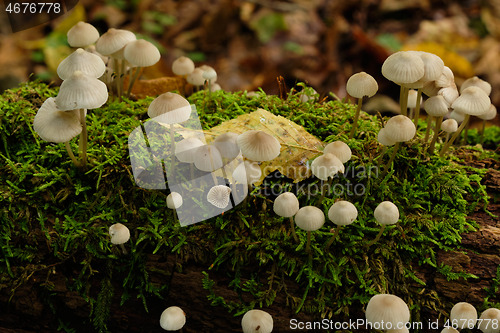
[0,82,499,332]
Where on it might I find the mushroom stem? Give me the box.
[64,141,80,167]
[348,98,363,139]
[382,141,400,177]
[119,243,128,255]
[480,119,486,146]
[169,124,176,177]
[79,108,88,167]
[424,115,433,142]
[413,88,422,127]
[306,231,311,253]
[399,86,409,116]
[440,114,470,156]
[324,225,341,250]
[289,217,299,243]
[366,225,386,247]
[428,116,443,154]
[461,121,470,145]
[317,179,328,205]
[127,67,142,98]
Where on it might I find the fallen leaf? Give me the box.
[196,108,324,184]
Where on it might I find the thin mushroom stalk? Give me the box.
[348,98,363,139]
[289,217,298,243]
[428,116,443,154]
[424,115,433,142]
[324,225,341,250]
[64,141,80,167]
[440,114,470,156]
[480,119,487,145]
[382,142,400,177]
[79,108,88,167]
[399,86,409,116]
[127,67,142,97]
[366,225,386,247]
[413,88,423,126]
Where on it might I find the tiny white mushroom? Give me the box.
[207,185,232,209]
[160,306,186,331]
[108,223,130,254]
[241,309,273,333]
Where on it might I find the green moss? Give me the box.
[0,81,497,331]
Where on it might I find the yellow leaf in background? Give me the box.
[44,44,72,73]
[402,42,474,78]
[205,108,324,184]
[54,3,86,34]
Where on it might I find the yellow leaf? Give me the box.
[203,108,324,184]
[402,42,474,78]
[54,3,86,34]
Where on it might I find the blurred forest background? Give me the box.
[0,0,499,127]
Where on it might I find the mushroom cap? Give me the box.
[461,76,492,96]
[328,200,358,226]
[108,223,130,245]
[424,95,450,117]
[241,309,273,333]
[33,97,82,143]
[166,192,183,209]
[186,68,205,86]
[148,92,191,124]
[478,308,500,333]
[124,39,161,67]
[207,185,232,209]
[441,119,458,133]
[202,67,217,83]
[377,128,395,147]
[478,104,497,121]
[346,72,378,98]
[172,56,195,76]
[365,294,410,329]
[418,51,445,82]
[451,86,491,116]
[237,130,281,162]
[383,115,416,142]
[435,66,455,88]
[438,85,459,105]
[422,80,440,97]
[295,206,325,231]
[193,145,223,172]
[310,153,344,181]
[67,21,100,47]
[96,28,136,56]
[323,141,352,163]
[374,201,399,225]
[450,110,466,123]
[213,132,240,160]
[381,51,425,84]
[57,48,106,80]
[450,302,477,330]
[441,327,459,333]
[55,71,108,110]
[232,160,262,185]
[175,137,205,163]
[273,192,300,218]
[159,306,186,331]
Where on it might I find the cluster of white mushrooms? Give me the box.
[33,21,161,167]
[30,20,500,333]
[366,294,500,333]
